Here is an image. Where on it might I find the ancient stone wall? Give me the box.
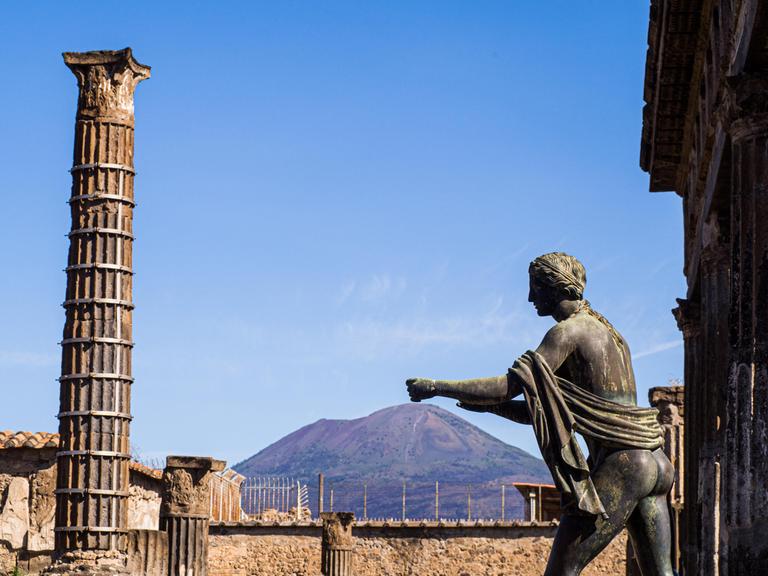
[0,446,165,575]
[0,448,57,574]
[208,523,627,576]
[127,473,162,531]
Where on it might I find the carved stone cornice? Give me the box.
[673,298,701,339]
[723,73,768,141]
[63,48,150,125]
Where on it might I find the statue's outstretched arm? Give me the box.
[457,400,532,425]
[406,374,523,404]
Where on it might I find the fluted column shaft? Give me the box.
[55,48,150,555]
[723,72,768,575]
[161,456,225,576]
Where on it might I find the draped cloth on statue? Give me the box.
[508,351,664,518]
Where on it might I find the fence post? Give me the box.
[501,484,505,522]
[296,480,301,521]
[318,473,325,516]
[435,481,439,521]
[401,481,406,521]
[363,484,367,521]
[467,484,471,521]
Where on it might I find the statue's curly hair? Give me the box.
[530,252,627,352]
[528,252,586,300]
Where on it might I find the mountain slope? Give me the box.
[234,403,551,519]
[236,403,547,483]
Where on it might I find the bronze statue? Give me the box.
[406,252,674,576]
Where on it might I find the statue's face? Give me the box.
[528,274,561,317]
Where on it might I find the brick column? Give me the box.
[161,456,225,576]
[320,512,354,576]
[53,48,150,569]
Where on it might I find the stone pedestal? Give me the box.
[161,456,225,576]
[320,512,354,576]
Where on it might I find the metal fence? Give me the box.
[238,475,553,522]
[298,477,535,521]
[241,476,309,520]
[321,480,529,521]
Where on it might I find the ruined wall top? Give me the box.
[649,385,685,425]
[63,48,150,125]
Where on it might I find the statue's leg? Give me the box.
[626,496,674,576]
[544,449,658,576]
[626,449,675,576]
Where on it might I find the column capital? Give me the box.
[672,298,700,339]
[723,72,768,141]
[321,512,355,549]
[63,48,150,124]
[161,455,225,517]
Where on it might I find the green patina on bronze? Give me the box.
[406,252,674,576]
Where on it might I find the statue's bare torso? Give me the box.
[534,308,637,406]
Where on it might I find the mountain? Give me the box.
[234,403,551,520]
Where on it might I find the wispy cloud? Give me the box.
[481,243,530,276]
[360,274,406,302]
[632,339,683,360]
[0,350,57,367]
[336,274,407,306]
[336,280,357,306]
[335,297,537,358]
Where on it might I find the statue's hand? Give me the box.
[457,401,489,413]
[406,378,437,402]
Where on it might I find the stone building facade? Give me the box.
[641,1,768,573]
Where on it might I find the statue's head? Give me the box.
[528,252,586,316]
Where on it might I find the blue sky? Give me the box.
[0,1,684,465]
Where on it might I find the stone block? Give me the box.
[0,477,30,549]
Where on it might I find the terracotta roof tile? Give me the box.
[129,460,163,480]
[0,430,60,450]
[1,431,162,479]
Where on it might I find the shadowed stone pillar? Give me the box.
[650,386,685,574]
[723,72,768,575]
[320,512,354,576]
[161,456,225,576]
[698,238,729,576]
[52,48,149,572]
[672,297,700,576]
